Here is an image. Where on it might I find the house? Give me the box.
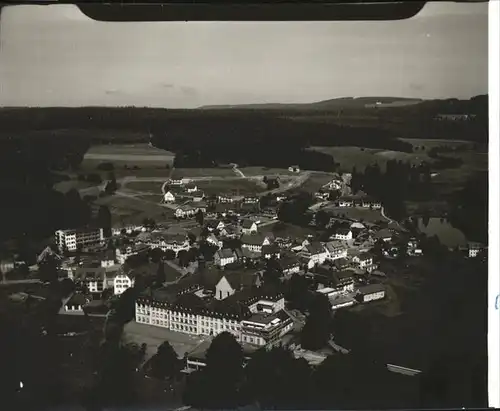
[168,178,184,185]
[240,310,294,347]
[206,233,223,249]
[217,194,243,204]
[332,270,356,293]
[185,183,198,193]
[235,248,262,265]
[333,257,350,271]
[163,191,176,203]
[361,197,382,209]
[241,234,273,254]
[206,220,225,232]
[278,255,302,276]
[468,242,486,258]
[288,165,300,173]
[241,219,258,235]
[301,242,328,269]
[100,250,116,268]
[276,195,288,202]
[338,196,353,208]
[221,224,240,239]
[356,283,385,303]
[332,228,353,241]
[64,293,90,312]
[175,205,205,219]
[214,249,237,267]
[214,271,262,300]
[262,244,280,260]
[115,244,149,264]
[243,196,260,204]
[146,233,190,255]
[375,228,392,243]
[189,190,205,202]
[351,252,375,272]
[324,241,348,261]
[114,271,135,295]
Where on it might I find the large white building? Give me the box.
[55,228,105,252]
[135,288,291,347]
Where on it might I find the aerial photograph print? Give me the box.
[0,1,491,411]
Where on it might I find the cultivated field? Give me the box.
[310,146,434,172]
[239,166,304,177]
[323,206,386,223]
[171,167,238,178]
[81,144,175,172]
[298,172,337,193]
[124,181,165,193]
[195,179,265,195]
[94,195,173,225]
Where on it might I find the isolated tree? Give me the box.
[97,205,112,237]
[150,341,181,380]
[195,209,204,226]
[164,249,176,261]
[149,247,163,264]
[177,249,189,267]
[105,171,118,194]
[301,293,332,350]
[315,210,330,229]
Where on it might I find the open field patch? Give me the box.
[195,178,265,195]
[53,180,100,194]
[171,167,237,178]
[323,206,386,223]
[271,222,317,239]
[398,138,474,152]
[298,172,337,193]
[125,181,165,193]
[87,144,173,157]
[239,166,305,177]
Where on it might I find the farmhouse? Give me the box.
[241,219,258,235]
[332,228,353,241]
[163,191,176,203]
[356,283,386,303]
[324,240,348,261]
[361,197,382,209]
[175,205,205,219]
[214,249,238,268]
[185,183,198,193]
[351,251,375,272]
[374,228,393,243]
[338,196,354,208]
[206,233,223,249]
[64,293,89,312]
[301,242,328,269]
[241,234,273,253]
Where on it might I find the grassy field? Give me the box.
[323,206,386,223]
[298,172,336,193]
[310,146,434,172]
[53,179,100,193]
[171,168,237,178]
[270,222,317,239]
[399,138,474,152]
[94,195,173,225]
[195,178,264,195]
[125,181,165,193]
[239,166,304,177]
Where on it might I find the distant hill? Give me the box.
[199,97,424,110]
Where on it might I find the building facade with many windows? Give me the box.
[55,228,105,252]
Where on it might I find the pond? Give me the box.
[414,217,468,248]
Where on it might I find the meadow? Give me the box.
[195,179,264,195]
[170,167,238,178]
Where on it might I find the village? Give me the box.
[1,165,486,386]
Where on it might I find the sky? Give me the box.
[0,2,488,108]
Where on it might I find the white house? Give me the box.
[288,165,300,173]
[206,234,223,249]
[175,205,205,219]
[64,293,90,312]
[262,244,280,260]
[214,249,237,268]
[241,234,273,254]
[241,219,258,235]
[163,191,176,203]
[338,197,353,208]
[356,284,385,303]
[468,242,486,258]
[185,183,198,193]
[55,228,105,252]
[301,242,328,269]
[114,272,135,295]
[333,228,353,241]
[352,252,375,272]
[324,241,348,261]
